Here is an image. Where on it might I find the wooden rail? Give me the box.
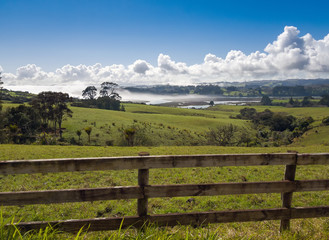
[1,153,329,232]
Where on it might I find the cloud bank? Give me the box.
[2,26,329,96]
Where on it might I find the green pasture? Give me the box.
[3,102,329,147]
[2,102,329,238]
[61,104,249,146]
[1,144,329,239]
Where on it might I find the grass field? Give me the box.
[4,102,329,147]
[1,144,329,239]
[2,103,329,239]
[64,103,329,147]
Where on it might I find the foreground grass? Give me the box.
[1,144,329,239]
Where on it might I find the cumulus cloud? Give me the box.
[2,26,329,96]
[132,60,150,74]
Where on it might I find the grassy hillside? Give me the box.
[3,102,329,147]
[2,103,329,239]
[63,103,329,147]
[61,103,250,146]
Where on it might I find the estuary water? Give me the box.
[118,90,260,108]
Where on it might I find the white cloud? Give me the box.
[132,60,150,74]
[2,26,329,97]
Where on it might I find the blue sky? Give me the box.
[1,0,329,93]
[1,0,328,71]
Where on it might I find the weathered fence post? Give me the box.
[137,152,150,219]
[138,168,149,217]
[280,158,297,231]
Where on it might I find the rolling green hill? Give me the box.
[2,103,329,239]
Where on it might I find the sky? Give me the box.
[1,0,329,96]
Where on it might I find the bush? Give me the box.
[105,140,114,146]
[322,116,329,125]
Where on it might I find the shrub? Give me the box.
[322,116,329,125]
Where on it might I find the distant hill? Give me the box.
[1,88,36,103]
[242,79,329,87]
[124,79,329,97]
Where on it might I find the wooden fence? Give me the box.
[1,153,329,232]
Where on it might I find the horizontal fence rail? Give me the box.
[1,180,329,206]
[15,206,329,232]
[1,153,329,232]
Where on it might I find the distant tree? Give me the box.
[76,130,82,141]
[30,91,56,127]
[123,127,136,146]
[207,124,237,146]
[84,126,92,143]
[4,105,41,143]
[82,86,97,100]
[237,107,257,120]
[0,72,3,111]
[322,116,329,125]
[226,86,238,91]
[53,92,73,138]
[260,95,272,106]
[120,105,126,111]
[270,114,296,132]
[99,82,121,100]
[288,97,294,105]
[319,94,329,106]
[238,130,253,147]
[30,92,72,138]
[301,96,312,107]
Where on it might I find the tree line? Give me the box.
[72,82,125,111]
[0,91,72,144]
[125,84,329,97]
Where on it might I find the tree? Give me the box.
[99,82,121,100]
[238,107,257,120]
[4,105,41,143]
[301,96,311,107]
[30,92,72,138]
[319,95,329,106]
[288,97,294,105]
[82,86,97,100]
[322,116,329,125]
[0,72,3,111]
[123,127,136,146]
[84,126,92,143]
[207,124,237,146]
[76,130,82,141]
[53,92,73,138]
[260,95,272,106]
[30,91,56,127]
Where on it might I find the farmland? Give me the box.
[1,102,329,239]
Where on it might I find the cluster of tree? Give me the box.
[72,82,124,111]
[0,72,3,110]
[261,95,329,108]
[0,91,72,144]
[125,84,223,95]
[272,86,307,96]
[285,96,314,107]
[235,107,313,146]
[319,95,329,106]
[125,85,194,95]
[125,82,329,99]
[0,73,4,142]
[271,85,329,97]
[193,85,223,95]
